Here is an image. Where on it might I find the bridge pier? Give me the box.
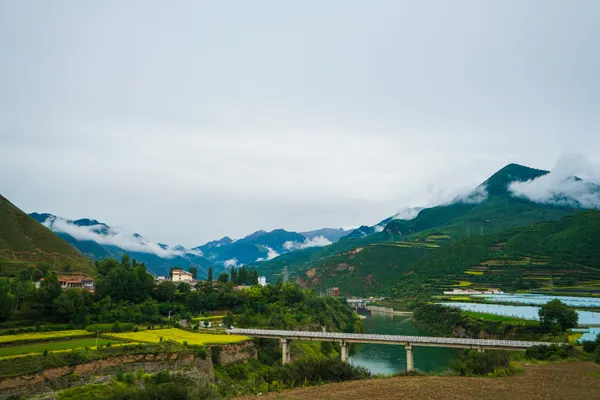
[340,341,349,363]
[280,338,291,364]
[405,344,414,372]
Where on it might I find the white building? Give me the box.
[172,269,194,282]
[155,276,171,282]
[258,276,267,286]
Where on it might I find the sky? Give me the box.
[1,1,599,247]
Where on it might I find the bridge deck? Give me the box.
[226,328,558,350]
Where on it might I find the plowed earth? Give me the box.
[238,362,600,400]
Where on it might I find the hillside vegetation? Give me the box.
[257,164,597,296]
[0,195,94,276]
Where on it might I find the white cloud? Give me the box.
[43,216,191,258]
[373,225,384,233]
[452,185,489,204]
[509,156,600,209]
[265,246,279,260]
[392,207,423,221]
[223,258,239,268]
[283,236,332,251]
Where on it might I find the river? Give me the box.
[349,313,460,375]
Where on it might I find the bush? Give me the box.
[525,344,575,361]
[450,350,512,376]
[583,341,597,353]
[196,347,207,360]
[211,346,221,365]
[85,323,135,333]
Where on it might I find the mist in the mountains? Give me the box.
[44,217,194,258]
[223,258,239,268]
[283,236,332,251]
[510,156,600,209]
[255,246,280,262]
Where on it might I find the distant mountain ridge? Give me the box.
[29,212,352,276]
[29,213,212,277]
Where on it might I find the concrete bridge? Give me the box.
[226,328,558,371]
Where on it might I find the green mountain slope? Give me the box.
[412,210,600,294]
[0,195,95,276]
[256,164,593,295]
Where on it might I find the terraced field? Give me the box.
[0,330,91,345]
[0,337,120,357]
[106,328,248,345]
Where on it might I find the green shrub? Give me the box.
[525,344,575,361]
[450,350,511,376]
[196,347,207,360]
[211,346,221,365]
[583,341,597,353]
[85,323,135,333]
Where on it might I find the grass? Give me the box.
[463,311,533,323]
[106,328,249,345]
[0,337,122,357]
[458,281,472,287]
[0,329,91,344]
[0,195,95,276]
[465,271,483,275]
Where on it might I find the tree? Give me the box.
[37,273,62,309]
[154,281,177,302]
[0,280,14,321]
[539,299,578,331]
[218,272,229,283]
[207,267,213,282]
[189,266,198,280]
[31,268,43,282]
[231,268,237,284]
[53,289,86,323]
[223,312,234,328]
[178,282,191,293]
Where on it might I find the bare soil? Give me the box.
[238,362,600,400]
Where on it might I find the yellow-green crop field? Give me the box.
[465,271,483,275]
[0,330,91,344]
[192,315,225,322]
[426,235,451,241]
[457,281,472,287]
[107,328,248,345]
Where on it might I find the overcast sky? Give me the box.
[1,1,599,247]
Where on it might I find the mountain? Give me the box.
[0,195,94,276]
[194,228,352,266]
[29,213,211,277]
[300,228,352,242]
[255,163,598,295]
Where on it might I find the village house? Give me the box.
[57,275,95,292]
[171,269,194,283]
[155,275,171,282]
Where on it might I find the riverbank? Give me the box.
[237,361,600,400]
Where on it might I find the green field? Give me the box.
[0,330,91,344]
[0,338,120,357]
[463,311,534,324]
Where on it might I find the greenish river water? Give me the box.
[349,313,460,375]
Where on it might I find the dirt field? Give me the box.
[238,362,600,400]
